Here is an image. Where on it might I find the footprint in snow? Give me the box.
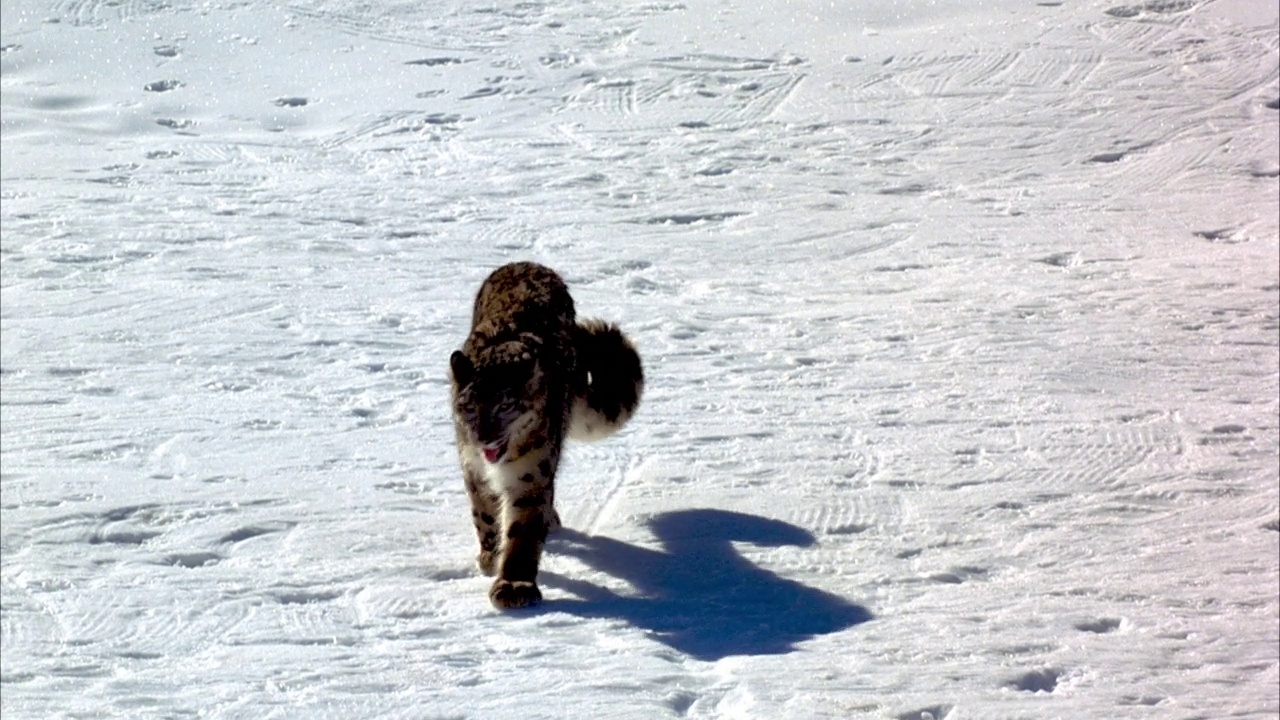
[1088,150,1127,164]
[144,80,183,93]
[1105,1,1197,18]
[404,57,465,67]
[1193,228,1249,243]
[1007,667,1064,693]
[1075,617,1123,633]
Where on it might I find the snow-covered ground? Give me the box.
[2,0,1277,717]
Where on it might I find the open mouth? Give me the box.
[482,440,507,464]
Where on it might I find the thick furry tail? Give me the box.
[568,319,643,442]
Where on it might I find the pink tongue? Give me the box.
[483,446,501,463]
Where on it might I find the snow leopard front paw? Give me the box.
[546,508,562,534]
[489,579,542,609]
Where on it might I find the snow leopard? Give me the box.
[449,262,643,609]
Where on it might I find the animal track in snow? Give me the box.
[1039,251,1083,268]
[404,57,466,67]
[1193,227,1250,243]
[143,80,183,93]
[1007,667,1063,693]
[926,566,990,584]
[460,85,506,101]
[1088,150,1128,163]
[1104,1,1198,19]
[155,118,195,131]
[1075,617,1123,633]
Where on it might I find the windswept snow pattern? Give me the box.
[2,0,1278,718]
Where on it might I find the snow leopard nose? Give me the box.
[478,414,505,443]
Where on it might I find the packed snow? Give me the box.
[2,0,1277,718]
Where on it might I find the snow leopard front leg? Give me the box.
[489,451,560,609]
[462,462,501,576]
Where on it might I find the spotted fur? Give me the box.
[449,262,643,609]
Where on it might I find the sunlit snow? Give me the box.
[2,1,1277,718]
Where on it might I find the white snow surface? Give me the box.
[2,0,1278,717]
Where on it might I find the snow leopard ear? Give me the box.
[450,351,474,386]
